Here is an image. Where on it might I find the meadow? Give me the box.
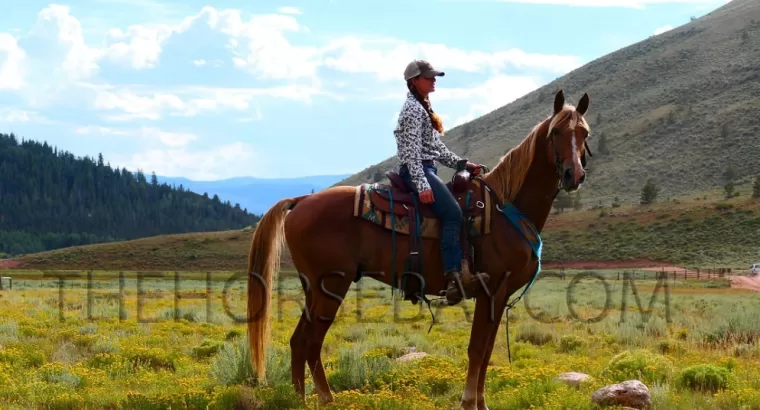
[0,269,759,409]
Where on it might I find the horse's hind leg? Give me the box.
[290,275,313,401]
[305,271,354,404]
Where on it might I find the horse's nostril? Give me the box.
[563,168,573,184]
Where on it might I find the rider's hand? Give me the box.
[419,189,435,204]
[466,162,483,176]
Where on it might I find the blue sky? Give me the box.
[0,0,729,180]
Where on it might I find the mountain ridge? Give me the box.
[333,0,760,207]
[156,173,352,214]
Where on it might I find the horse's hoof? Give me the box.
[460,398,478,410]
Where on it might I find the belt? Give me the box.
[401,160,435,167]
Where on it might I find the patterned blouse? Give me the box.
[393,93,462,193]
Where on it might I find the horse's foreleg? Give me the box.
[460,275,509,410]
[475,282,510,410]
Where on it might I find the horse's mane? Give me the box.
[482,104,588,204]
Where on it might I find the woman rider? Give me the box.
[394,59,489,306]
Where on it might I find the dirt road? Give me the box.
[728,275,760,292]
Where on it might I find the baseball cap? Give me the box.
[403,60,445,81]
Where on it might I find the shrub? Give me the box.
[326,347,395,392]
[516,324,554,346]
[676,364,732,393]
[557,335,585,353]
[209,337,254,386]
[601,349,675,384]
[192,339,226,359]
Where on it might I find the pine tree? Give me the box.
[752,175,760,199]
[640,179,659,205]
[724,182,735,198]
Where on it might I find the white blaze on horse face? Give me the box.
[568,113,584,184]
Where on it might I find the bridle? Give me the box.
[547,113,593,200]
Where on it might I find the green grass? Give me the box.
[0,269,759,409]
[5,227,294,272]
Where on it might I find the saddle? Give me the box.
[365,159,489,291]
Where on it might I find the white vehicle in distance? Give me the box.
[750,264,760,276]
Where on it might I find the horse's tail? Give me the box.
[246,194,306,383]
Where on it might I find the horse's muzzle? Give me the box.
[562,164,585,191]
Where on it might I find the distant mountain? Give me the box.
[336,0,760,206]
[157,174,352,214]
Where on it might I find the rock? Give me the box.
[396,351,427,362]
[591,380,651,409]
[554,372,592,387]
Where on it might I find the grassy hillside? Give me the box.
[6,182,759,272]
[336,0,760,207]
[2,227,293,272]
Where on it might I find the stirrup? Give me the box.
[443,274,465,305]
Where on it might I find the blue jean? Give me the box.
[398,163,463,273]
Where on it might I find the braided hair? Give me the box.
[407,79,445,135]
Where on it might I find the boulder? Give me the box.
[554,372,592,387]
[396,352,427,362]
[591,380,651,409]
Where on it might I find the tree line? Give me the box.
[0,133,261,255]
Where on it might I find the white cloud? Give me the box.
[0,3,591,179]
[321,37,582,82]
[278,7,302,15]
[0,34,25,90]
[75,125,197,147]
[102,24,172,69]
[2,4,580,119]
[109,142,259,180]
[0,108,56,124]
[489,0,729,8]
[82,83,329,120]
[0,108,30,122]
[436,75,544,128]
[21,5,101,86]
[654,25,674,35]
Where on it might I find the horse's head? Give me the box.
[545,89,591,192]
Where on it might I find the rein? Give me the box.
[467,112,592,364]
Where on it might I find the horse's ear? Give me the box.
[577,93,590,116]
[553,89,565,115]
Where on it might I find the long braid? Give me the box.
[407,80,445,134]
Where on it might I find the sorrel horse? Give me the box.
[246,89,592,410]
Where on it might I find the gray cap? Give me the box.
[403,60,445,81]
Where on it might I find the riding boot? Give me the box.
[443,259,489,305]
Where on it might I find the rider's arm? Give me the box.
[430,129,463,169]
[394,105,431,193]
